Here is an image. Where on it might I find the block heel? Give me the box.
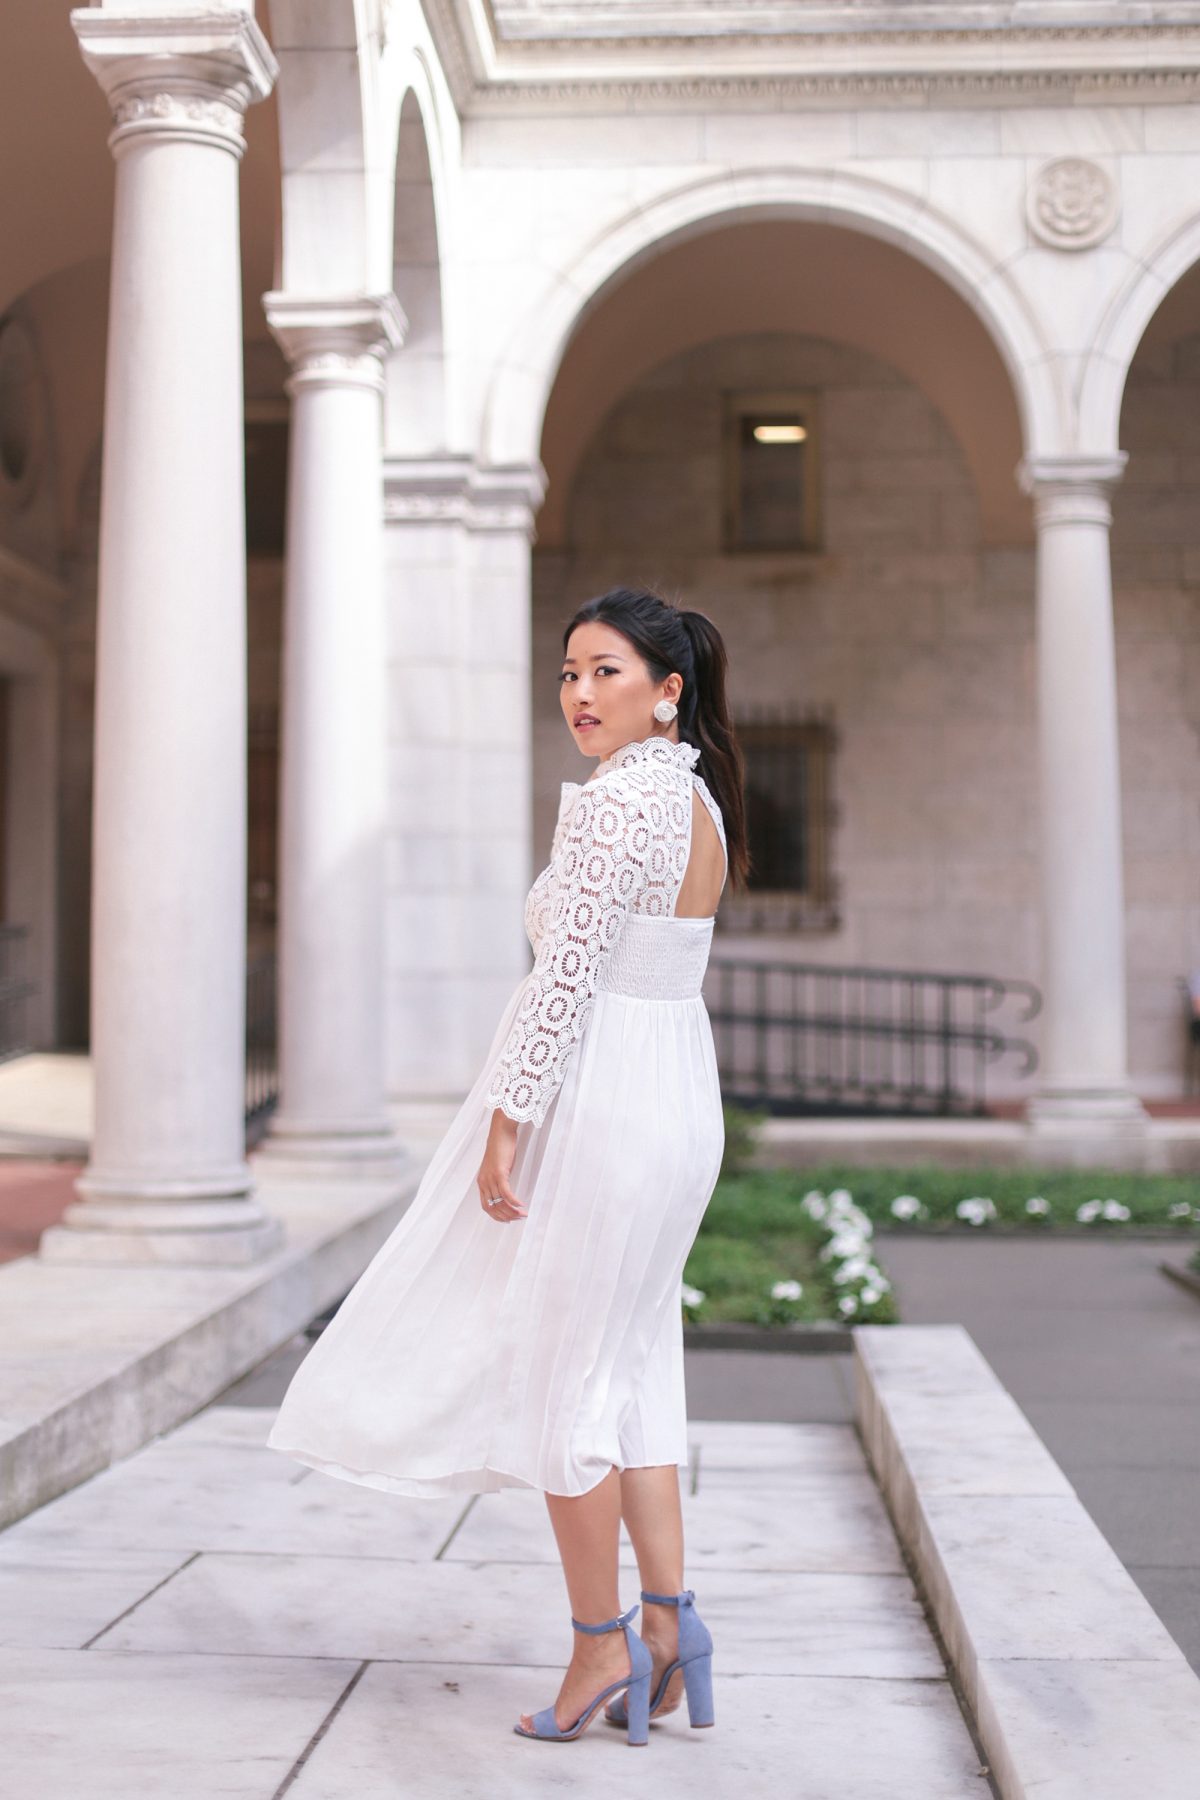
[681,1646,715,1727]
[604,1588,715,1730]
[624,1667,652,1745]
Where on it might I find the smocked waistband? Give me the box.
[596,913,714,1001]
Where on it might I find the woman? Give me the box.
[266,584,748,1747]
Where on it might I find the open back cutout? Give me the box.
[673,784,728,919]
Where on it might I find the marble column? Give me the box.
[257,294,410,1173]
[41,9,281,1264]
[1017,453,1148,1138]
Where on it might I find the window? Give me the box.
[723,389,821,552]
[723,706,839,933]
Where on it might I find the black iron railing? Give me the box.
[245,948,279,1140]
[706,958,1041,1117]
[0,924,35,1062]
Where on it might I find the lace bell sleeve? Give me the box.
[484,776,650,1127]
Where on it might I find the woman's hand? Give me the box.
[477,1109,527,1222]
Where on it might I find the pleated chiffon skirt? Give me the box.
[265,913,725,1498]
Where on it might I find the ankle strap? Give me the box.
[571,1602,639,1634]
[641,1588,695,1606]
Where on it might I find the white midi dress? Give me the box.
[265,732,728,1498]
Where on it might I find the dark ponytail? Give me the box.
[562,586,750,891]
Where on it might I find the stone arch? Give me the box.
[483,166,1062,475]
[1081,209,1200,450]
[537,220,1030,547]
[383,73,449,453]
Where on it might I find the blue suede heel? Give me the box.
[514,1602,653,1746]
[604,1588,715,1729]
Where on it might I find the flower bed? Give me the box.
[679,1112,1200,1332]
[791,1161,1200,1233]
[682,1174,899,1327]
[715,1111,1200,1236]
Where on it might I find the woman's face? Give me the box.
[558,619,682,761]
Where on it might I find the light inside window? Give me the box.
[752,422,807,444]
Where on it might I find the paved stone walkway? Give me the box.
[0,1347,994,1799]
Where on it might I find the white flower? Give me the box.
[1101,1198,1131,1221]
[828,1188,854,1210]
[833,1255,871,1284]
[1168,1202,1192,1219]
[890,1194,922,1220]
[801,1190,828,1221]
[956,1196,996,1225]
[861,1286,881,1305]
[825,1228,867,1258]
[1025,1196,1050,1215]
[771,1279,803,1302]
[837,1293,859,1315]
[681,1284,706,1307]
[1076,1199,1102,1223]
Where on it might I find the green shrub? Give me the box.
[719,1102,768,1179]
[684,1170,899,1327]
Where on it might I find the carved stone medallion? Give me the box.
[1027,157,1119,251]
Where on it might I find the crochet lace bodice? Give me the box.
[484,734,728,1127]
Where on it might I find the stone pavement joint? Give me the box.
[0,1404,993,1799]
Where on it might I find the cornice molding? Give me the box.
[470,67,1200,112]
[489,24,1200,56]
[382,453,548,537]
[484,0,1200,40]
[423,0,1200,113]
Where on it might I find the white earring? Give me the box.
[653,698,678,723]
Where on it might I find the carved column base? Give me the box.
[252,1118,413,1181]
[40,1195,283,1266]
[1026,1088,1150,1136]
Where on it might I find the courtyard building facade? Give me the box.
[4,0,1200,1258]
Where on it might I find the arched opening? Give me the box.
[485,167,1059,477]
[529,213,1044,1105]
[1110,258,1200,1096]
[385,89,446,454]
[539,219,1027,550]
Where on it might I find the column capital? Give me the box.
[383,455,548,540]
[71,7,277,160]
[263,293,408,396]
[1016,452,1129,528]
